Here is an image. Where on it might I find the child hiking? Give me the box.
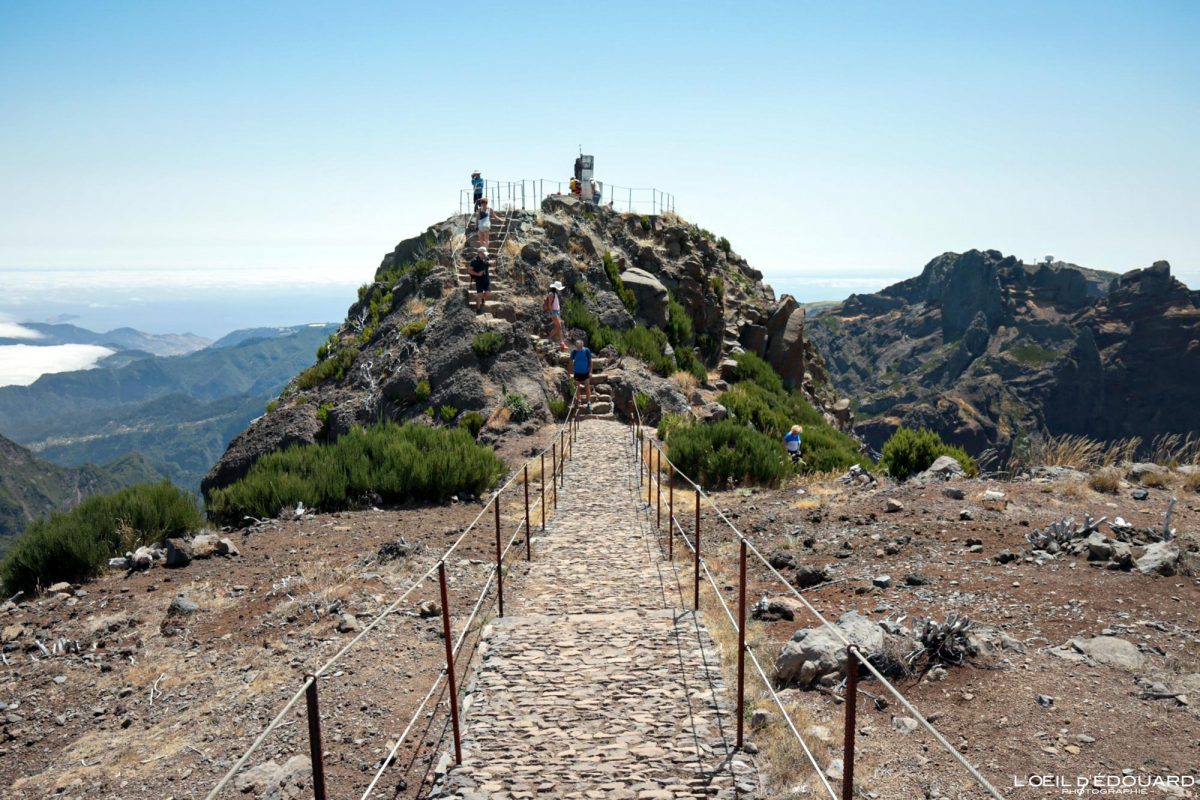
[784,425,803,464]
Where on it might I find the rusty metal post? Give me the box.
[493,493,504,617]
[647,448,652,507]
[693,490,701,610]
[655,449,661,530]
[668,466,674,560]
[736,539,747,748]
[551,443,557,509]
[523,464,531,561]
[560,430,565,486]
[303,676,328,800]
[540,452,546,530]
[438,562,463,764]
[842,645,859,800]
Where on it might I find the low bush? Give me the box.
[439,405,458,424]
[401,318,428,338]
[414,380,431,402]
[603,252,637,314]
[656,413,690,443]
[1088,468,1121,494]
[622,326,674,375]
[458,411,484,438]
[296,348,357,390]
[1182,470,1200,494]
[669,370,699,394]
[729,352,784,394]
[880,427,977,479]
[667,421,790,489]
[717,236,732,254]
[1138,470,1169,488]
[265,399,279,414]
[505,393,534,423]
[548,397,569,420]
[709,274,725,302]
[316,402,335,424]
[2,482,203,594]
[206,423,505,525]
[472,331,505,358]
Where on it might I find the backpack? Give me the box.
[543,293,552,312]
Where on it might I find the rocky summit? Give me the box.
[204,196,835,495]
[807,250,1200,454]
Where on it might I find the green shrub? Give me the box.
[265,399,279,414]
[206,423,505,525]
[413,258,433,279]
[674,346,707,381]
[709,274,725,302]
[459,411,484,438]
[656,413,690,442]
[634,392,650,413]
[666,299,694,348]
[729,352,784,394]
[296,348,357,390]
[505,393,534,422]
[472,331,505,358]
[717,236,732,254]
[316,402,335,424]
[602,252,637,313]
[622,326,674,375]
[1007,343,1062,365]
[316,333,337,360]
[563,298,620,352]
[401,317,427,338]
[548,397,569,420]
[639,215,651,233]
[2,482,203,594]
[414,380,431,402]
[880,427,978,479]
[439,405,458,424]
[667,421,790,489]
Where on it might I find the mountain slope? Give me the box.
[807,250,1199,454]
[0,325,338,492]
[204,197,842,494]
[0,434,162,545]
[0,323,210,356]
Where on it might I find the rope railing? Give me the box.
[206,401,585,800]
[629,405,1006,800]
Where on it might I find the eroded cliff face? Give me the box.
[203,197,832,496]
[808,250,1197,454]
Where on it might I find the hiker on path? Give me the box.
[468,247,491,313]
[544,281,567,350]
[570,339,593,412]
[476,198,500,250]
[471,171,484,208]
[784,424,803,464]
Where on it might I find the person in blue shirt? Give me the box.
[471,171,484,208]
[784,424,803,464]
[570,339,593,412]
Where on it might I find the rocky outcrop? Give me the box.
[809,250,1197,456]
[205,197,819,495]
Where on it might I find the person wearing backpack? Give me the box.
[544,281,567,350]
[471,171,484,208]
[468,247,491,313]
[570,339,593,412]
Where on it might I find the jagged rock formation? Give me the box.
[204,197,834,495]
[807,250,1199,454]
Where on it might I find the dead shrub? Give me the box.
[1182,471,1200,493]
[1139,470,1170,488]
[1088,469,1121,494]
[669,370,699,394]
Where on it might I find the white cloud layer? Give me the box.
[0,315,43,340]
[0,344,114,387]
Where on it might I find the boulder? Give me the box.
[1136,541,1180,576]
[921,455,966,480]
[1126,463,1166,483]
[1069,636,1144,671]
[216,538,240,557]
[777,611,886,687]
[233,755,312,799]
[793,564,831,588]
[201,405,322,496]
[190,533,220,559]
[163,538,193,568]
[764,299,807,389]
[619,268,670,327]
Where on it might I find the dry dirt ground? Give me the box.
[0,430,565,800]
[2,423,1197,800]
[655,458,1200,799]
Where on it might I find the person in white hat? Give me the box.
[543,281,567,350]
[468,247,491,313]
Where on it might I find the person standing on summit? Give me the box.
[471,170,484,208]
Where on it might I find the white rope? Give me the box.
[357,670,447,800]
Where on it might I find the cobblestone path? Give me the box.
[432,420,758,799]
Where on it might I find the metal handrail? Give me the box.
[630,404,1006,800]
[206,401,584,800]
[459,178,675,216]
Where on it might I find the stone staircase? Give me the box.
[458,213,518,322]
[530,334,618,421]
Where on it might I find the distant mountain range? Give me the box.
[0,323,338,495]
[807,251,1200,455]
[0,322,211,356]
[0,433,162,550]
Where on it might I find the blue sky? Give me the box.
[1,0,1198,328]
